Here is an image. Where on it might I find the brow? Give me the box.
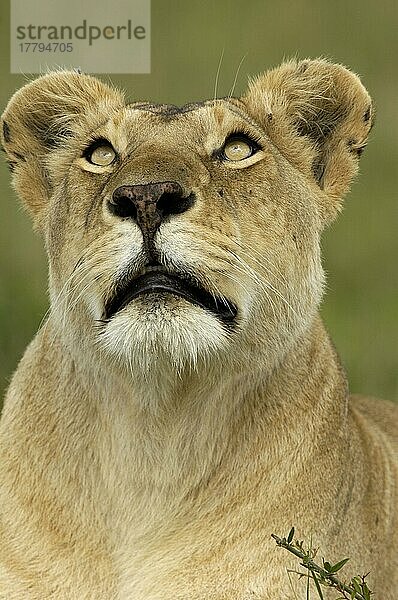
[126,98,263,132]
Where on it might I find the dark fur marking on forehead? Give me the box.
[127,98,264,134]
[127,101,209,117]
[128,98,239,115]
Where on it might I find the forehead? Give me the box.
[96,99,262,149]
[128,98,256,124]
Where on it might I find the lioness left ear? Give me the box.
[242,59,373,218]
[1,70,124,226]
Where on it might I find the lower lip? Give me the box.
[122,284,208,312]
[105,273,238,324]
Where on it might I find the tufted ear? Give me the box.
[241,58,373,218]
[1,70,124,225]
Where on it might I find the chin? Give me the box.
[97,294,231,377]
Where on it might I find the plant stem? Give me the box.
[271,534,368,600]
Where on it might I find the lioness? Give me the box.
[0,58,397,599]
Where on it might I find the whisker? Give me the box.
[227,53,247,99]
[193,237,300,321]
[213,47,225,102]
[223,260,279,321]
[229,240,289,287]
[189,228,290,289]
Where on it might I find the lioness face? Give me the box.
[1,61,372,378]
[46,101,325,376]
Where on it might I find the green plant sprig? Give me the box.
[272,528,373,600]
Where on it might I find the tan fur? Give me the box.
[0,59,397,599]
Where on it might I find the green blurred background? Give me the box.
[0,0,397,403]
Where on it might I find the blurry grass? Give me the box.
[0,0,397,402]
[0,163,47,392]
[321,144,398,401]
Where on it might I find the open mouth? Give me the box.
[104,267,238,325]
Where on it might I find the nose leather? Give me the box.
[111,181,193,258]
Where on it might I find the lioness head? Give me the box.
[1,59,372,394]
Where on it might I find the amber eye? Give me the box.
[222,135,258,161]
[85,141,116,166]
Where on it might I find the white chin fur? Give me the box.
[97,296,229,377]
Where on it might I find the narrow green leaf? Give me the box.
[323,561,332,572]
[287,527,295,544]
[330,557,350,572]
[306,567,310,600]
[352,579,362,594]
[311,572,325,599]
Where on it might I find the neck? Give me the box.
[3,313,349,525]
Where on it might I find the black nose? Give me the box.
[109,181,195,234]
[109,181,195,259]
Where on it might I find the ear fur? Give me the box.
[1,70,124,224]
[242,58,373,212]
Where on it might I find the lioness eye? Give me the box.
[86,141,116,166]
[222,136,257,161]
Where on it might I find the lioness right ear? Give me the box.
[1,70,124,225]
[242,58,374,221]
